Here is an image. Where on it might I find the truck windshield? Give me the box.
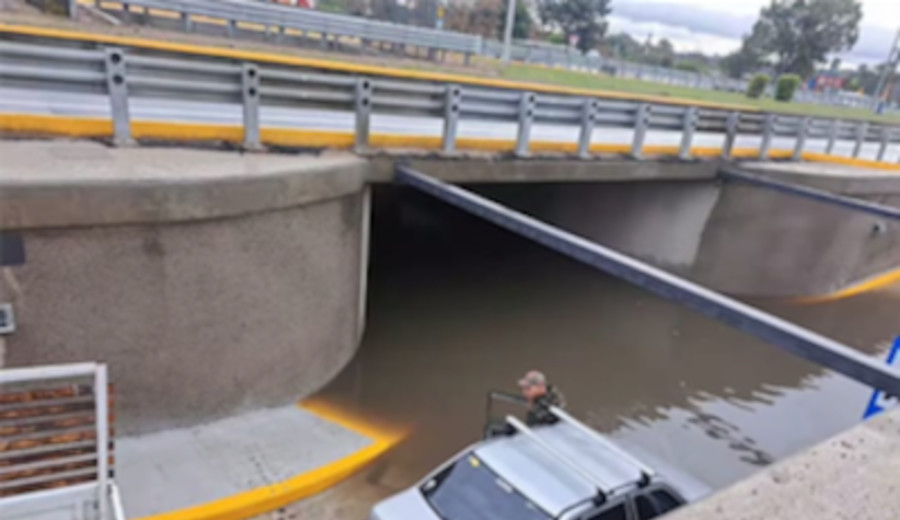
[422,453,552,520]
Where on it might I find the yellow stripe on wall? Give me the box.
[798,267,900,304]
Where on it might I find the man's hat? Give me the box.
[518,370,547,388]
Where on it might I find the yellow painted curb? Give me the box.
[2,113,896,170]
[0,23,751,111]
[802,151,900,172]
[136,400,403,520]
[796,267,900,304]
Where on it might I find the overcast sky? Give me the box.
[606,0,898,66]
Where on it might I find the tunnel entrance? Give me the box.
[310,180,900,515]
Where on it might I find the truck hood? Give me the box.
[371,488,440,520]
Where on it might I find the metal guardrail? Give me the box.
[0,31,898,161]
[84,0,482,58]
[0,362,126,520]
[66,0,898,113]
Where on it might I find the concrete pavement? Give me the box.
[666,407,900,520]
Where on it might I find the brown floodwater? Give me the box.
[282,185,900,518]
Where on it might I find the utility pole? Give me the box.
[501,0,516,64]
[873,27,900,112]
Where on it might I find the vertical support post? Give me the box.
[759,113,775,159]
[442,84,462,154]
[181,11,195,31]
[577,99,596,159]
[227,19,237,38]
[877,126,890,162]
[242,63,261,151]
[121,3,133,23]
[515,92,535,157]
[825,119,838,155]
[94,364,109,520]
[631,103,650,159]
[277,26,286,44]
[464,52,472,66]
[852,121,868,158]
[679,106,698,160]
[104,47,132,146]
[792,116,810,161]
[722,111,740,160]
[354,78,372,152]
[67,0,77,18]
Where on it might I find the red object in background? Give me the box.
[272,0,316,8]
[814,75,845,90]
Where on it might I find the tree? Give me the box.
[742,0,862,78]
[538,0,612,54]
[720,47,764,79]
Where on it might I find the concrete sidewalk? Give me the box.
[116,403,388,519]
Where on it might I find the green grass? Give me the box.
[498,64,900,125]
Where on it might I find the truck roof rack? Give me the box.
[505,415,611,498]
[549,405,655,486]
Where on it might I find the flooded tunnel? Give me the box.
[301,180,900,516]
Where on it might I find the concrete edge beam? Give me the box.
[0,143,367,230]
[739,161,900,196]
[366,156,721,183]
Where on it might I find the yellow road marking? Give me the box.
[802,151,900,172]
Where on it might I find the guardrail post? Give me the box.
[104,47,132,147]
[515,92,535,157]
[95,364,109,520]
[759,113,775,159]
[825,119,838,155]
[722,111,740,160]
[679,106,698,160]
[121,3,133,23]
[277,26,286,44]
[227,20,237,38]
[577,99,597,159]
[181,11,192,32]
[354,78,372,152]
[241,63,262,151]
[877,126,890,162]
[442,84,462,153]
[792,116,810,161]
[464,52,473,66]
[852,121,868,158]
[631,103,650,159]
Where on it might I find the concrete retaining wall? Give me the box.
[476,179,900,297]
[0,142,370,434]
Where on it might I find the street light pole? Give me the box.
[873,27,900,112]
[501,0,516,64]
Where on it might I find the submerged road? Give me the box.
[254,185,900,518]
[3,86,898,162]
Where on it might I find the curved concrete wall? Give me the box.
[476,179,900,298]
[0,142,370,434]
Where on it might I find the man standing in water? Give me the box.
[518,370,566,426]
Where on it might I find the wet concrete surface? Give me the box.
[261,185,900,519]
